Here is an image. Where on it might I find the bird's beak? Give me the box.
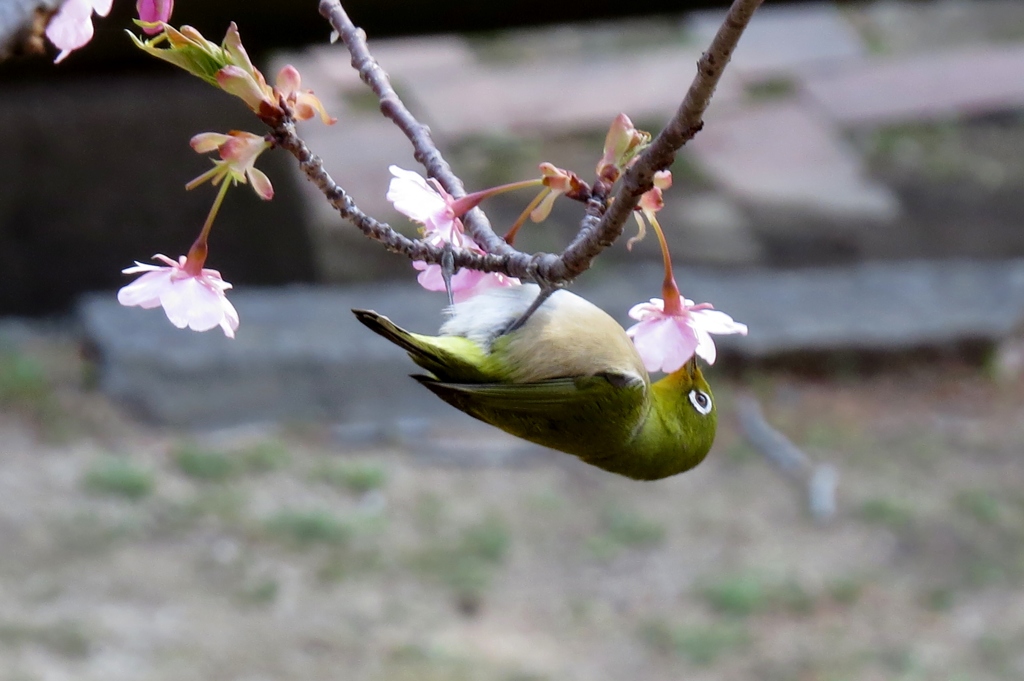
[685,355,698,378]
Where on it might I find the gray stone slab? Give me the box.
[278,37,476,102]
[80,284,449,428]
[400,47,726,137]
[663,193,765,265]
[584,259,1024,357]
[687,2,867,78]
[81,260,1024,427]
[689,102,900,220]
[801,45,1024,127]
[850,0,1024,56]
[278,36,723,140]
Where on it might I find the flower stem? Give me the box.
[449,178,543,217]
[647,212,682,315]
[503,188,550,244]
[185,177,232,274]
[185,165,220,191]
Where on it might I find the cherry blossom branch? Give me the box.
[553,0,765,281]
[317,0,513,259]
[270,118,540,277]
[310,0,764,284]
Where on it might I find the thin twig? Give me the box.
[317,0,512,258]
[734,394,838,523]
[270,119,534,276]
[308,0,764,284]
[554,0,765,281]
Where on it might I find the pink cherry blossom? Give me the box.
[275,65,336,125]
[188,131,274,200]
[530,163,582,222]
[596,113,651,182]
[386,166,460,238]
[413,262,519,303]
[386,166,541,239]
[412,232,518,302]
[46,0,113,63]
[136,0,173,34]
[626,297,747,372]
[117,254,239,338]
[386,166,526,300]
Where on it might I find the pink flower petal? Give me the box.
[218,132,264,163]
[246,167,274,200]
[627,316,698,373]
[136,0,172,33]
[118,255,238,337]
[274,64,301,97]
[690,308,749,336]
[47,0,95,63]
[159,278,228,332]
[117,269,174,308]
[153,253,181,268]
[466,272,520,299]
[664,321,700,372]
[627,298,665,321]
[693,326,717,365]
[190,132,231,153]
[218,299,240,339]
[386,166,454,233]
[415,264,485,294]
[625,294,745,371]
[121,261,162,275]
[216,65,271,111]
[199,269,232,291]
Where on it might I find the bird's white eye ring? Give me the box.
[688,389,713,415]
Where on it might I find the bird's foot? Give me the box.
[504,281,559,334]
[440,242,456,306]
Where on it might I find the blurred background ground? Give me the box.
[2,0,1024,679]
[2,321,1024,680]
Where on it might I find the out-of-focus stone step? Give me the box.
[80,259,1024,427]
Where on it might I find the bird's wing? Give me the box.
[414,373,647,458]
[414,372,645,429]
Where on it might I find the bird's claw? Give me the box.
[440,243,456,306]
[504,279,559,335]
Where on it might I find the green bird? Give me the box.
[353,285,716,480]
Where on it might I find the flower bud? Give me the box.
[596,114,651,182]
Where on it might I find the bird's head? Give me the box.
[647,355,718,475]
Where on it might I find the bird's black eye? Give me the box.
[688,389,713,415]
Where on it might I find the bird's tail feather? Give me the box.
[352,309,425,358]
[352,309,490,383]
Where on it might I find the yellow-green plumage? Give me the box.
[352,285,716,480]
